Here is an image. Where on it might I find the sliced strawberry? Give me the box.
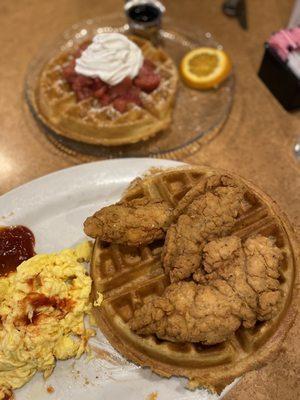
[72,75,94,91]
[137,59,156,78]
[99,93,112,107]
[123,86,142,106]
[76,86,93,101]
[138,65,150,77]
[113,98,128,113]
[134,73,160,93]
[94,86,107,99]
[61,55,160,106]
[109,77,133,99]
[92,78,107,91]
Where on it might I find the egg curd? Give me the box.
[0,241,94,398]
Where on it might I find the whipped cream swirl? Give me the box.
[75,33,144,86]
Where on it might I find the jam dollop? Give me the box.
[0,225,35,276]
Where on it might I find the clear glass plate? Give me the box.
[25,14,234,160]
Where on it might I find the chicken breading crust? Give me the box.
[84,198,173,246]
[130,236,282,344]
[163,176,246,282]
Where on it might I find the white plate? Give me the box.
[0,158,238,400]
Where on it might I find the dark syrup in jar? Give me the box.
[128,4,160,23]
[0,225,36,276]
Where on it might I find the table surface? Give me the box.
[1,1,299,399]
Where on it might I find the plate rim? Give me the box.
[0,158,185,201]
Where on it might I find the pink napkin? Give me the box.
[268,28,300,61]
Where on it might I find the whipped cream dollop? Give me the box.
[75,33,144,86]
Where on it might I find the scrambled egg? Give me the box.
[0,242,93,398]
[94,292,104,307]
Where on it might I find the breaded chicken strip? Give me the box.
[130,235,282,344]
[194,235,282,322]
[84,198,173,246]
[163,176,246,282]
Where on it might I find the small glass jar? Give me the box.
[124,0,165,44]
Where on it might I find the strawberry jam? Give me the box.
[0,226,35,276]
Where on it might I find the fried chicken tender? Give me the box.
[84,198,173,246]
[163,176,246,282]
[130,235,282,344]
[195,235,282,323]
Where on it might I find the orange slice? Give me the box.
[180,47,232,89]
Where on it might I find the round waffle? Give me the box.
[90,166,297,393]
[36,35,178,146]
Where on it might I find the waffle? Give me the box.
[90,166,297,393]
[36,35,178,146]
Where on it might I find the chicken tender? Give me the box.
[130,235,282,344]
[84,198,173,246]
[163,176,245,282]
[195,235,282,323]
[130,280,242,344]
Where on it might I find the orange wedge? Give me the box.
[180,47,232,90]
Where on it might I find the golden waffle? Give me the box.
[36,36,178,146]
[91,166,297,393]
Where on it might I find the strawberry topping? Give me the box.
[61,47,161,113]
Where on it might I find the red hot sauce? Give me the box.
[0,225,35,277]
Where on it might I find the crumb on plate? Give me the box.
[146,392,158,400]
[47,386,55,394]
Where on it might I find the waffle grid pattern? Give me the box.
[37,36,178,145]
[91,167,295,384]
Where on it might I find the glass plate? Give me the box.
[25,14,234,159]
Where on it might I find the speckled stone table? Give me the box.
[0,1,299,399]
